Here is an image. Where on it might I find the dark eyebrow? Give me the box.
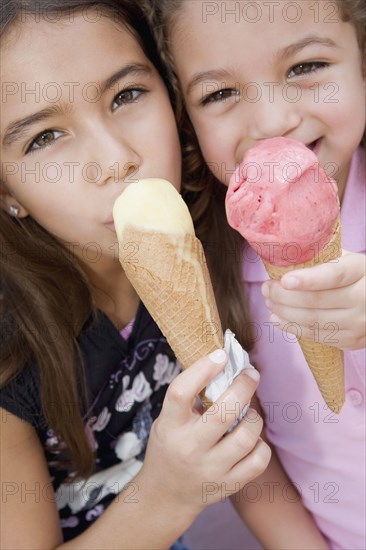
[276,34,338,62]
[186,69,233,96]
[2,63,152,148]
[100,63,152,94]
[3,104,66,148]
[186,35,337,97]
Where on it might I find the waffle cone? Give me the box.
[118,226,224,372]
[263,219,345,413]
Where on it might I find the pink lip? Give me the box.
[104,219,116,232]
[307,138,322,156]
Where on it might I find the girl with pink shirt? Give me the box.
[153,0,366,548]
[0,0,272,547]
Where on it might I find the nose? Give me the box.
[246,90,302,141]
[85,127,141,186]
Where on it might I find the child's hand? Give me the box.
[262,251,366,350]
[139,351,270,519]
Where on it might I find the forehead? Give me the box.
[171,1,357,80]
[173,0,345,27]
[0,13,146,90]
[172,0,346,52]
[0,13,151,135]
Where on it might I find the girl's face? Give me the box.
[170,0,366,194]
[1,14,181,262]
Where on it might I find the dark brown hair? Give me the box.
[150,0,366,351]
[0,0,167,478]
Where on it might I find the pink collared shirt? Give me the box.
[243,148,366,549]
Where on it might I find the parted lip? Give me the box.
[104,217,116,232]
[104,192,125,227]
[306,138,321,154]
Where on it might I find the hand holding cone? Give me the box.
[226,137,345,413]
[263,219,344,414]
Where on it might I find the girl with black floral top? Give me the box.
[0,0,270,547]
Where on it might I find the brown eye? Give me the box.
[288,61,328,79]
[34,131,55,146]
[114,90,135,105]
[112,88,146,109]
[27,129,62,153]
[202,88,239,106]
[295,64,308,75]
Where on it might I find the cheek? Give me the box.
[152,97,179,144]
[192,119,236,184]
[4,159,80,220]
[322,70,366,125]
[198,133,220,164]
[322,88,365,141]
[2,170,37,210]
[189,114,220,161]
[157,108,181,162]
[143,103,182,187]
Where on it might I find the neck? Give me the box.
[81,256,139,330]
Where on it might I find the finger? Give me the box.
[307,328,364,350]
[162,349,227,426]
[268,313,345,346]
[279,252,365,292]
[263,283,348,310]
[213,408,264,470]
[226,438,271,488]
[268,304,347,329]
[198,369,260,446]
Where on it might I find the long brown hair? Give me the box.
[0,0,168,478]
[150,0,366,351]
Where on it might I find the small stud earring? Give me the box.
[9,205,20,217]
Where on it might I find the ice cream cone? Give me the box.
[263,218,345,413]
[118,225,224,371]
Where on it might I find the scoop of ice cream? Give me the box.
[113,178,195,239]
[225,137,340,266]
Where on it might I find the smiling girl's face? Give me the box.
[170,0,366,196]
[0,13,181,262]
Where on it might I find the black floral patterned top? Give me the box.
[0,303,180,541]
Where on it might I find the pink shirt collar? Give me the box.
[340,146,365,253]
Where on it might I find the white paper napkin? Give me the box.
[205,329,256,420]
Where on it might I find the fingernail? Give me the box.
[261,282,270,297]
[209,349,227,364]
[282,276,299,289]
[244,367,260,381]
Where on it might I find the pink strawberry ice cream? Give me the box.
[225,137,340,266]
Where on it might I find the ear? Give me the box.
[0,183,29,218]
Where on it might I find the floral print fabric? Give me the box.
[0,303,180,541]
